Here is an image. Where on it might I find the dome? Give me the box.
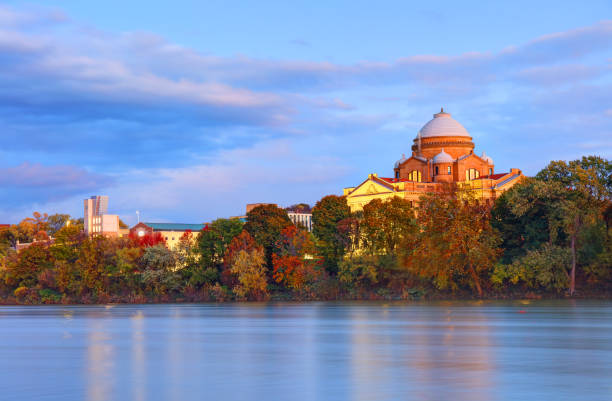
[418,108,470,138]
[481,151,494,165]
[433,148,454,164]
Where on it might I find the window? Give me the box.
[447,166,451,175]
[395,171,400,179]
[465,168,480,180]
[489,168,492,176]
[435,166,439,175]
[407,170,422,182]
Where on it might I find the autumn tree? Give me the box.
[231,248,268,301]
[312,195,351,274]
[407,186,501,297]
[221,230,259,288]
[272,225,318,290]
[244,204,292,268]
[361,197,417,256]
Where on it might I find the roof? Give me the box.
[475,173,507,180]
[433,149,454,163]
[418,108,470,138]
[141,222,208,231]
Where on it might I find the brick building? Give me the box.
[344,108,525,211]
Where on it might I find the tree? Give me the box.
[491,244,572,292]
[5,243,53,289]
[361,197,417,256]
[129,231,166,248]
[535,158,610,295]
[286,203,311,213]
[492,179,564,263]
[312,195,351,274]
[196,218,244,268]
[244,204,292,268]
[272,225,318,290]
[407,186,501,297]
[47,214,71,236]
[231,248,268,301]
[141,244,181,296]
[222,230,258,287]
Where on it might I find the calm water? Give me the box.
[0,301,611,401]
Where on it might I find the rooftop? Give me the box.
[141,222,208,231]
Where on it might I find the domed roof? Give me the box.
[433,148,454,164]
[481,151,494,165]
[418,108,470,138]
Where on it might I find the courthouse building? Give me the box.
[343,109,524,211]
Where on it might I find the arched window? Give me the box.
[488,168,492,176]
[447,166,451,175]
[395,171,400,179]
[465,168,480,181]
[435,166,439,175]
[407,170,422,182]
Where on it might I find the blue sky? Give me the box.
[0,1,610,224]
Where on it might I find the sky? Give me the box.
[0,1,610,224]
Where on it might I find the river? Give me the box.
[0,301,610,400]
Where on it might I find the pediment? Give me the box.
[348,178,395,197]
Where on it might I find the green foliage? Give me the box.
[196,218,244,268]
[491,244,571,292]
[338,256,380,287]
[142,245,176,271]
[47,214,71,236]
[312,195,351,274]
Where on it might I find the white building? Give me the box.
[84,195,120,237]
[287,212,313,232]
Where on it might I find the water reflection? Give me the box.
[0,301,610,401]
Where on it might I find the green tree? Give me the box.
[312,195,351,274]
[47,214,71,236]
[141,245,181,296]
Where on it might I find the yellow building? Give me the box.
[344,109,525,211]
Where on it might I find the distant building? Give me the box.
[84,195,121,237]
[246,203,277,213]
[130,222,207,249]
[287,212,313,232]
[343,109,525,211]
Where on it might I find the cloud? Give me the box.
[0,5,610,223]
[0,163,115,207]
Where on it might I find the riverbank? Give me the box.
[2,285,611,305]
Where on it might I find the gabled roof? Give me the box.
[141,222,207,231]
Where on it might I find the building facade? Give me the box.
[84,195,121,237]
[130,222,207,249]
[344,109,525,211]
[287,212,313,232]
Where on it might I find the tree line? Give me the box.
[0,156,610,303]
